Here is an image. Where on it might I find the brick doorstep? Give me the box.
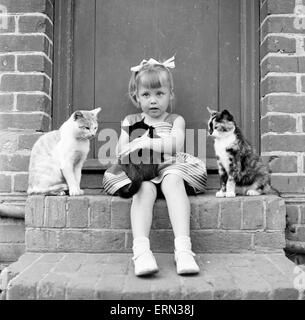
[25,192,286,254]
[0,252,302,300]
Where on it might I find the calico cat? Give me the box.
[207,107,279,197]
[118,118,163,198]
[27,107,101,196]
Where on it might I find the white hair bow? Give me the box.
[130,55,175,72]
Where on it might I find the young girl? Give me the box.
[102,56,207,276]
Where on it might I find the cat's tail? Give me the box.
[263,183,281,197]
[265,156,281,196]
[118,180,142,198]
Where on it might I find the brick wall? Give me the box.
[0,0,53,194]
[260,0,305,254]
[0,0,54,263]
[260,0,305,193]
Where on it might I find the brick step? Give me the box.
[25,192,286,254]
[0,252,302,300]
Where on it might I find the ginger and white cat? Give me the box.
[27,107,101,196]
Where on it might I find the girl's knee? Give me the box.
[133,181,157,199]
[161,174,184,193]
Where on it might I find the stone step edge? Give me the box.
[0,252,303,300]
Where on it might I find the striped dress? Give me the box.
[102,113,207,195]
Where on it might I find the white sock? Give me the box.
[132,237,150,257]
[174,236,199,275]
[174,236,192,252]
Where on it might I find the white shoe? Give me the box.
[174,250,200,275]
[132,249,159,276]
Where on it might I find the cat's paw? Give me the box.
[69,188,82,196]
[226,191,236,198]
[216,190,226,198]
[246,189,261,196]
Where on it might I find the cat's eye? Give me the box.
[80,126,90,130]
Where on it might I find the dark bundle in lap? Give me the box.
[118,118,163,198]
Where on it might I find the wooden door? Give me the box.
[53,0,260,174]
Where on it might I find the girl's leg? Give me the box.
[161,174,199,275]
[131,181,158,276]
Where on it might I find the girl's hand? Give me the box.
[118,130,151,157]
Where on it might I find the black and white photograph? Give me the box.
[0,0,305,308]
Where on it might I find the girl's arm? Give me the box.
[149,115,185,155]
[118,115,186,157]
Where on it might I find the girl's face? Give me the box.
[136,85,172,118]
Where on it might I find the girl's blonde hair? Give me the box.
[128,63,174,109]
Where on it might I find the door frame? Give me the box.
[52,0,260,170]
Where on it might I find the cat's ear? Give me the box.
[221,109,234,121]
[73,111,84,121]
[91,107,102,117]
[207,106,217,116]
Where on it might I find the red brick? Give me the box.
[0,35,50,53]
[260,36,296,58]
[0,130,18,152]
[44,196,67,228]
[25,196,45,228]
[67,197,88,228]
[17,55,52,77]
[271,176,305,193]
[261,17,305,39]
[260,0,295,22]
[262,155,297,173]
[0,113,50,131]
[16,94,51,113]
[0,93,14,111]
[297,57,305,73]
[261,95,305,115]
[262,135,305,152]
[90,230,126,252]
[190,197,219,229]
[88,196,111,229]
[19,16,53,40]
[17,133,43,150]
[111,197,131,229]
[220,200,242,230]
[266,198,286,230]
[261,57,298,77]
[192,231,252,253]
[1,0,53,18]
[37,272,69,300]
[0,55,15,72]
[286,205,299,225]
[13,173,28,192]
[242,199,264,230]
[254,231,285,250]
[0,153,30,171]
[0,74,50,94]
[152,199,172,229]
[0,16,16,34]
[0,174,11,192]
[261,115,296,133]
[25,228,57,251]
[261,76,296,97]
